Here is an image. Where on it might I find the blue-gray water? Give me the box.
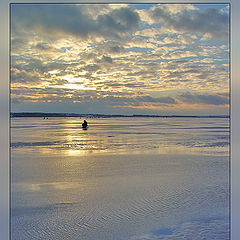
[11,117,230,240]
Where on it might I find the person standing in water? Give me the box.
[82,120,88,128]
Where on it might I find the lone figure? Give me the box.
[82,120,88,129]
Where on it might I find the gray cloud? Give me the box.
[150,6,229,38]
[165,68,210,79]
[12,4,140,40]
[34,42,52,51]
[95,95,178,107]
[109,45,125,54]
[11,57,81,85]
[11,37,28,52]
[85,41,126,58]
[11,86,99,105]
[11,82,178,107]
[104,81,146,89]
[83,64,100,72]
[136,95,177,104]
[179,92,229,105]
[97,7,140,38]
[127,70,155,77]
[11,68,41,84]
[100,55,113,63]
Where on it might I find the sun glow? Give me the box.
[62,83,96,91]
[48,69,60,75]
[62,74,83,83]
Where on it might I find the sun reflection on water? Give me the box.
[11,117,229,157]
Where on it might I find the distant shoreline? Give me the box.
[10,112,230,118]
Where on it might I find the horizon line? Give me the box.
[10,112,230,118]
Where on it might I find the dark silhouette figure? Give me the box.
[82,120,88,129]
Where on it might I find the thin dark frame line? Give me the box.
[10,2,231,4]
[229,2,232,240]
[9,3,12,240]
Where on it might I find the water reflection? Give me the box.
[11,117,230,240]
[11,117,229,156]
[12,182,81,192]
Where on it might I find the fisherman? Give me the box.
[82,120,88,128]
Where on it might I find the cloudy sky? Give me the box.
[11,3,230,115]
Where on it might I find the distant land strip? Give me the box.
[10,112,230,118]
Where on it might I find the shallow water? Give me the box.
[11,117,230,240]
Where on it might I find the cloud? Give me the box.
[85,39,127,55]
[83,64,100,72]
[179,92,229,105]
[149,5,229,39]
[11,68,41,84]
[10,4,230,115]
[11,4,140,40]
[11,83,178,108]
[11,57,80,78]
[34,42,52,51]
[164,50,197,59]
[93,95,178,108]
[137,4,198,24]
[100,55,113,63]
[136,95,177,104]
[97,6,140,38]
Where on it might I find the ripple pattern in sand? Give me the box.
[12,182,229,240]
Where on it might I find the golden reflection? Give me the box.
[59,118,101,156]
[66,149,88,156]
[35,118,228,157]
[14,182,81,192]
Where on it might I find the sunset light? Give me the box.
[11,3,229,115]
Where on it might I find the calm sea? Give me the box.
[11,117,230,240]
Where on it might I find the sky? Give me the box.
[10,3,230,115]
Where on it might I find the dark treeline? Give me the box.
[10,112,230,119]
